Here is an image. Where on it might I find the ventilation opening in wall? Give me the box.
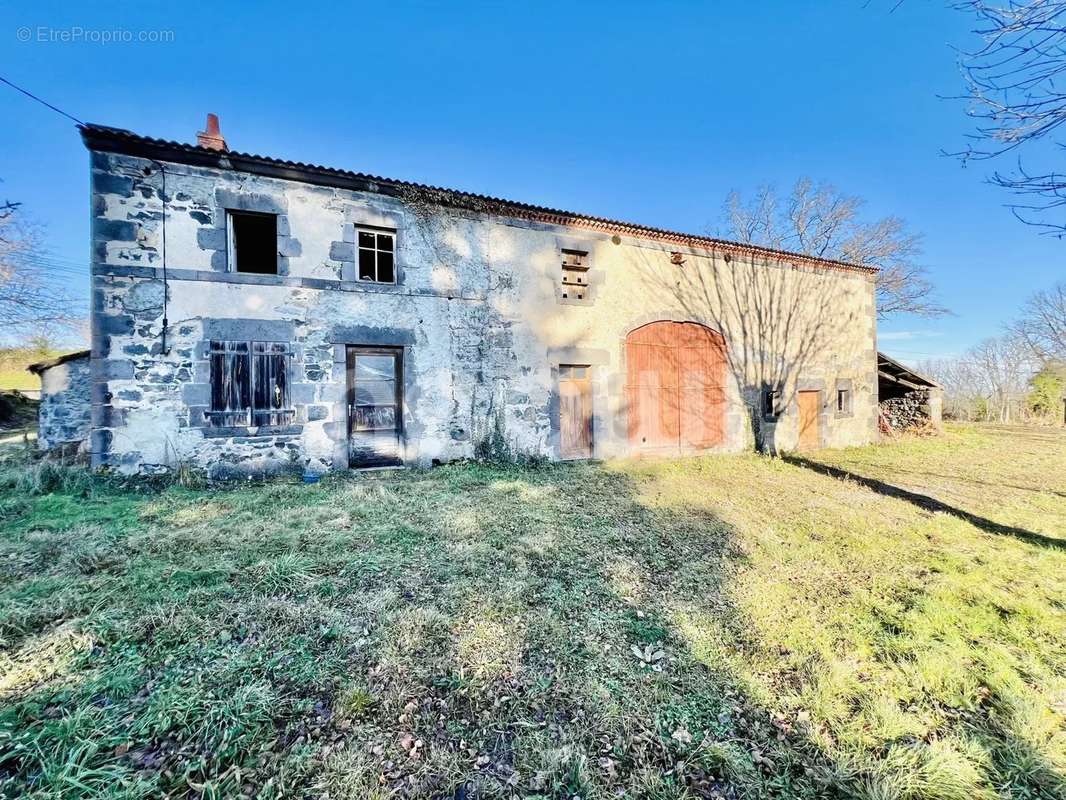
[764,389,782,421]
[228,211,278,274]
[837,387,851,414]
[561,249,589,301]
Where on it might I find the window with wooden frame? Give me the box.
[347,347,404,468]
[559,364,589,379]
[350,350,401,433]
[206,340,294,427]
[560,249,589,301]
[357,230,396,283]
[227,211,278,274]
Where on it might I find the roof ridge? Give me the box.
[79,123,877,276]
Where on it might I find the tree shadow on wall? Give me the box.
[634,246,864,454]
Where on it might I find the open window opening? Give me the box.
[764,389,783,421]
[836,387,852,415]
[227,211,278,274]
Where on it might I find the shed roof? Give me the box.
[877,351,940,391]
[27,350,90,376]
[79,123,877,278]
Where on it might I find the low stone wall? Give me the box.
[37,356,92,451]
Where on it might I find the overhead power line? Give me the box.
[18,255,86,267]
[17,254,86,266]
[0,76,85,126]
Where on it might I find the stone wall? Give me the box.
[37,356,91,451]
[87,146,879,475]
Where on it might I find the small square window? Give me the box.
[560,249,589,301]
[228,211,278,274]
[357,230,396,283]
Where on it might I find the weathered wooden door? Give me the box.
[677,323,727,448]
[626,322,680,450]
[625,321,726,451]
[559,365,592,459]
[347,347,403,467]
[797,390,820,451]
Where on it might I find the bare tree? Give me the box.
[1010,281,1066,362]
[951,1,1066,232]
[969,332,1034,421]
[920,332,1035,421]
[0,194,78,337]
[920,356,987,420]
[719,178,945,317]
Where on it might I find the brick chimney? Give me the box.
[196,113,227,151]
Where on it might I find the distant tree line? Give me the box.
[920,282,1066,424]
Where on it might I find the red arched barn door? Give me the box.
[625,321,727,451]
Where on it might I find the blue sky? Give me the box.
[1,0,1063,364]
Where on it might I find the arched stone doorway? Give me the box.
[625,321,727,452]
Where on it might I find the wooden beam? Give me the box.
[878,370,923,391]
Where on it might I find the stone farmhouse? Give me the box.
[68,115,878,476]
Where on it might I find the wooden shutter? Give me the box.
[209,340,252,426]
[251,342,292,426]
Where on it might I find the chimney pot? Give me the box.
[197,113,227,151]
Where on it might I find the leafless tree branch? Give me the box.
[951,1,1066,232]
[1009,280,1066,362]
[920,331,1036,421]
[0,192,81,337]
[718,178,946,318]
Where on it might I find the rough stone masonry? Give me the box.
[29,351,92,451]
[73,117,880,477]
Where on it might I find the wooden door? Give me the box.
[797,390,820,451]
[559,365,592,459]
[677,323,727,448]
[347,347,403,467]
[626,323,679,449]
[626,321,726,451]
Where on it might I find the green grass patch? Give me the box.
[0,424,1063,798]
